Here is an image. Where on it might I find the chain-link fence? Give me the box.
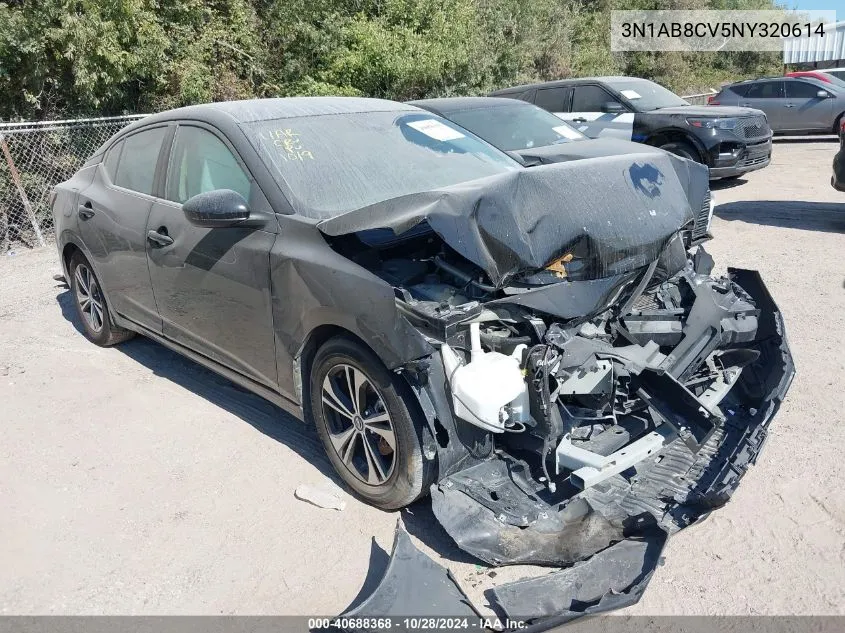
[0,114,147,252]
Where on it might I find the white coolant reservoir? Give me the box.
[441,323,527,433]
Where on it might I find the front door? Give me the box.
[145,123,279,389]
[783,80,834,132]
[76,126,168,333]
[556,84,634,140]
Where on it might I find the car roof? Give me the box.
[728,75,832,88]
[490,76,641,95]
[120,97,418,133]
[408,96,532,115]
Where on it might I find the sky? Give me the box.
[788,1,841,21]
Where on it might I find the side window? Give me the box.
[102,140,123,182]
[113,127,167,195]
[571,85,616,112]
[534,87,571,112]
[745,81,784,99]
[165,126,252,204]
[786,80,826,99]
[729,84,750,97]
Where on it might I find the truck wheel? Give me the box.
[659,140,701,162]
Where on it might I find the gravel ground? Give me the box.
[1,138,844,617]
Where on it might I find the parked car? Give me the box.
[833,116,845,191]
[785,70,845,88]
[51,97,793,623]
[490,76,772,179]
[409,96,667,165]
[823,67,845,82]
[710,76,845,134]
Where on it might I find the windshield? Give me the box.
[608,79,689,111]
[445,103,585,152]
[244,111,518,218]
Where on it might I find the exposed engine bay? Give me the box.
[337,221,776,499]
[319,157,794,628]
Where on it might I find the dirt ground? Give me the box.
[1,138,844,617]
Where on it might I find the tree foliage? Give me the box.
[0,0,782,120]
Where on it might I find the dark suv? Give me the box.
[491,76,772,179]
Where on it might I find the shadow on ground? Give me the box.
[714,200,845,233]
[773,135,839,144]
[55,287,337,483]
[711,177,748,191]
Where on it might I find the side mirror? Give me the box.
[183,189,251,228]
[602,101,626,114]
[817,90,829,98]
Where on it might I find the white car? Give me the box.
[823,67,845,82]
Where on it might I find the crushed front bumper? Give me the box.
[708,139,772,179]
[340,268,793,630]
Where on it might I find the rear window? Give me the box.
[534,87,571,112]
[113,127,167,195]
[244,111,518,218]
[103,140,123,182]
[729,84,751,97]
[446,103,585,152]
[745,81,783,99]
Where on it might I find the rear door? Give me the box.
[739,80,787,130]
[76,126,168,333]
[556,84,634,139]
[783,79,835,132]
[532,86,572,117]
[145,123,279,389]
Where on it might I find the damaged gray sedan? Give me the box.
[52,97,793,625]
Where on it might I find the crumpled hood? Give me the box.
[318,153,709,288]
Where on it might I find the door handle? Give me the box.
[784,103,795,108]
[77,201,94,220]
[147,228,174,248]
[740,103,751,107]
[572,117,587,123]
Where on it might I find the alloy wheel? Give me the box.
[321,363,396,486]
[74,263,105,333]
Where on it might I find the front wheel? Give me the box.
[69,251,134,346]
[659,140,700,162]
[309,336,433,510]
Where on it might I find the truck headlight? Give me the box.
[687,117,737,130]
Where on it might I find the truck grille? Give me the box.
[691,190,712,240]
[735,116,770,139]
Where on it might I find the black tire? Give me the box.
[309,336,433,510]
[834,112,844,135]
[68,251,134,347]
[659,140,701,162]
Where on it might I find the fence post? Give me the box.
[0,133,47,247]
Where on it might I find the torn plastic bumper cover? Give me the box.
[341,267,793,630]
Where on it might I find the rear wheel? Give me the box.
[659,140,701,162]
[309,336,433,509]
[69,251,134,346]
